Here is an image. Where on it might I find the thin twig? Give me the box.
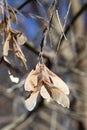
[40,0,57,51]
[56,0,71,51]
[64,0,71,30]
[57,3,87,49]
[56,9,67,40]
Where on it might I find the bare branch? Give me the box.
[56,0,71,51]
[57,3,87,48]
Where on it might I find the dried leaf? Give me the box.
[25,91,39,111]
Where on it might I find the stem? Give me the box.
[39,51,44,64]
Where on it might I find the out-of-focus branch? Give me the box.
[17,0,35,10]
[66,3,87,32]
[0,57,22,75]
[1,114,27,130]
[24,42,51,60]
[71,0,84,35]
[1,98,43,130]
[46,103,87,120]
[57,3,87,49]
[68,66,87,77]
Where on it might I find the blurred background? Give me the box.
[0,0,87,130]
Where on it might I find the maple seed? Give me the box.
[24,63,70,111]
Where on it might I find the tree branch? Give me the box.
[17,0,35,10]
[57,3,87,49]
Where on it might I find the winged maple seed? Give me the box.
[1,1,27,71]
[24,62,70,111]
[3,31,27,71]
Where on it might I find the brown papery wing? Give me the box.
[45,65,69,95]
[24,70,37,91]
[25,91,39,111]
[24,64,40,91]
[3,33,11,56]
[40,85,51,102]
[49,87,70,108]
